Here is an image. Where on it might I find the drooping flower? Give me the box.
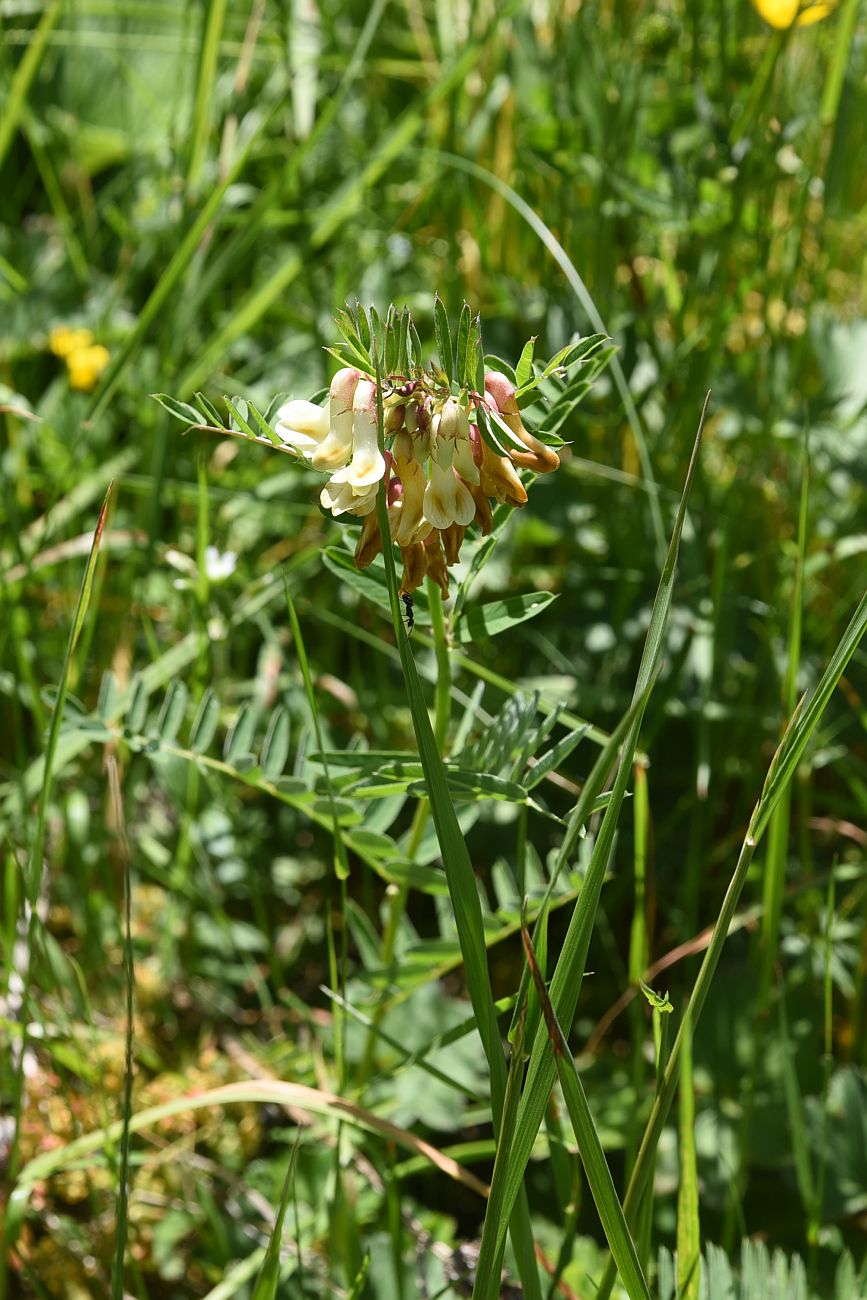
[423,460,476,530]
[310,367,361,472]
[329,379,387,490]
[484,371,560,474]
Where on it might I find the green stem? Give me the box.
[357,579,453,1084]
[427,577,452,752]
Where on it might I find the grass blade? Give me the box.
[520,916,651,1300]
[0,0,62,175]
[251,1131,302,1300]
[676,1026,700,1300]
[473,395,708,1295]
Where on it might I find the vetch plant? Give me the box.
[155,297,612,603]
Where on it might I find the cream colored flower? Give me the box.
[275,399,329,455]
[310,367,361,472]
[329,378,386,490]
[423,460,476,530]
[320,479,377,516]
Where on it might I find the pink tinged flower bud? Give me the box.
[329,379,386,490]
[424,532,450,598]
[310,367,361,471]
[354,513,382,569]
[423,460,476,530]
[275,399,329,455]
[484,370,560,474]
[399,543,427,596]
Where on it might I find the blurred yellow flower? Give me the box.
[66,344,110,392]
[49,324,94,357]
[752,0,834,27]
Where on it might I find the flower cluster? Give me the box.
[274,366,560,598]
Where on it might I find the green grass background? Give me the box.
[1,0,867,1296]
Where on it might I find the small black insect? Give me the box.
[401,592,414,635]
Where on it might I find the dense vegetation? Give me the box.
[1,1,866,1297]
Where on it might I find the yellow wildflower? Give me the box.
[751,0,834,28]
[66,344,110,392]
[49,324,94,358]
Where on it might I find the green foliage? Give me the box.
[2,1,867,1297]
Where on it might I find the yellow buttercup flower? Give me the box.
[65,344,110,392]
[49,325,94,358]
[751,0,834,28]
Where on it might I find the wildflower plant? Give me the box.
[154,298,612,604]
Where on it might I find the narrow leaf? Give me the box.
[224,703,255,765]
[434,294,453,383]
[260,706,291,780]
[156,680,188,744]
[190,688,220,753]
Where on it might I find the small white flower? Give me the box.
[275,399,329,456]
[204,546,238,582]
[320,479,377,517]
[423,460,476,529]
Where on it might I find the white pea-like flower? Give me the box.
[310,367,361,472]
[329,379,387,490]
[275,399,329,456]
[423,460,476,530]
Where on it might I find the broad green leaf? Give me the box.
[515,337,536,388]
[193,391,225,428]
[456,303,473,387]
[456,592,557,643]
[125,674,150,734]
[523,723,589,789]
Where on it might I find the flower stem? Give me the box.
[426,577,452,753]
